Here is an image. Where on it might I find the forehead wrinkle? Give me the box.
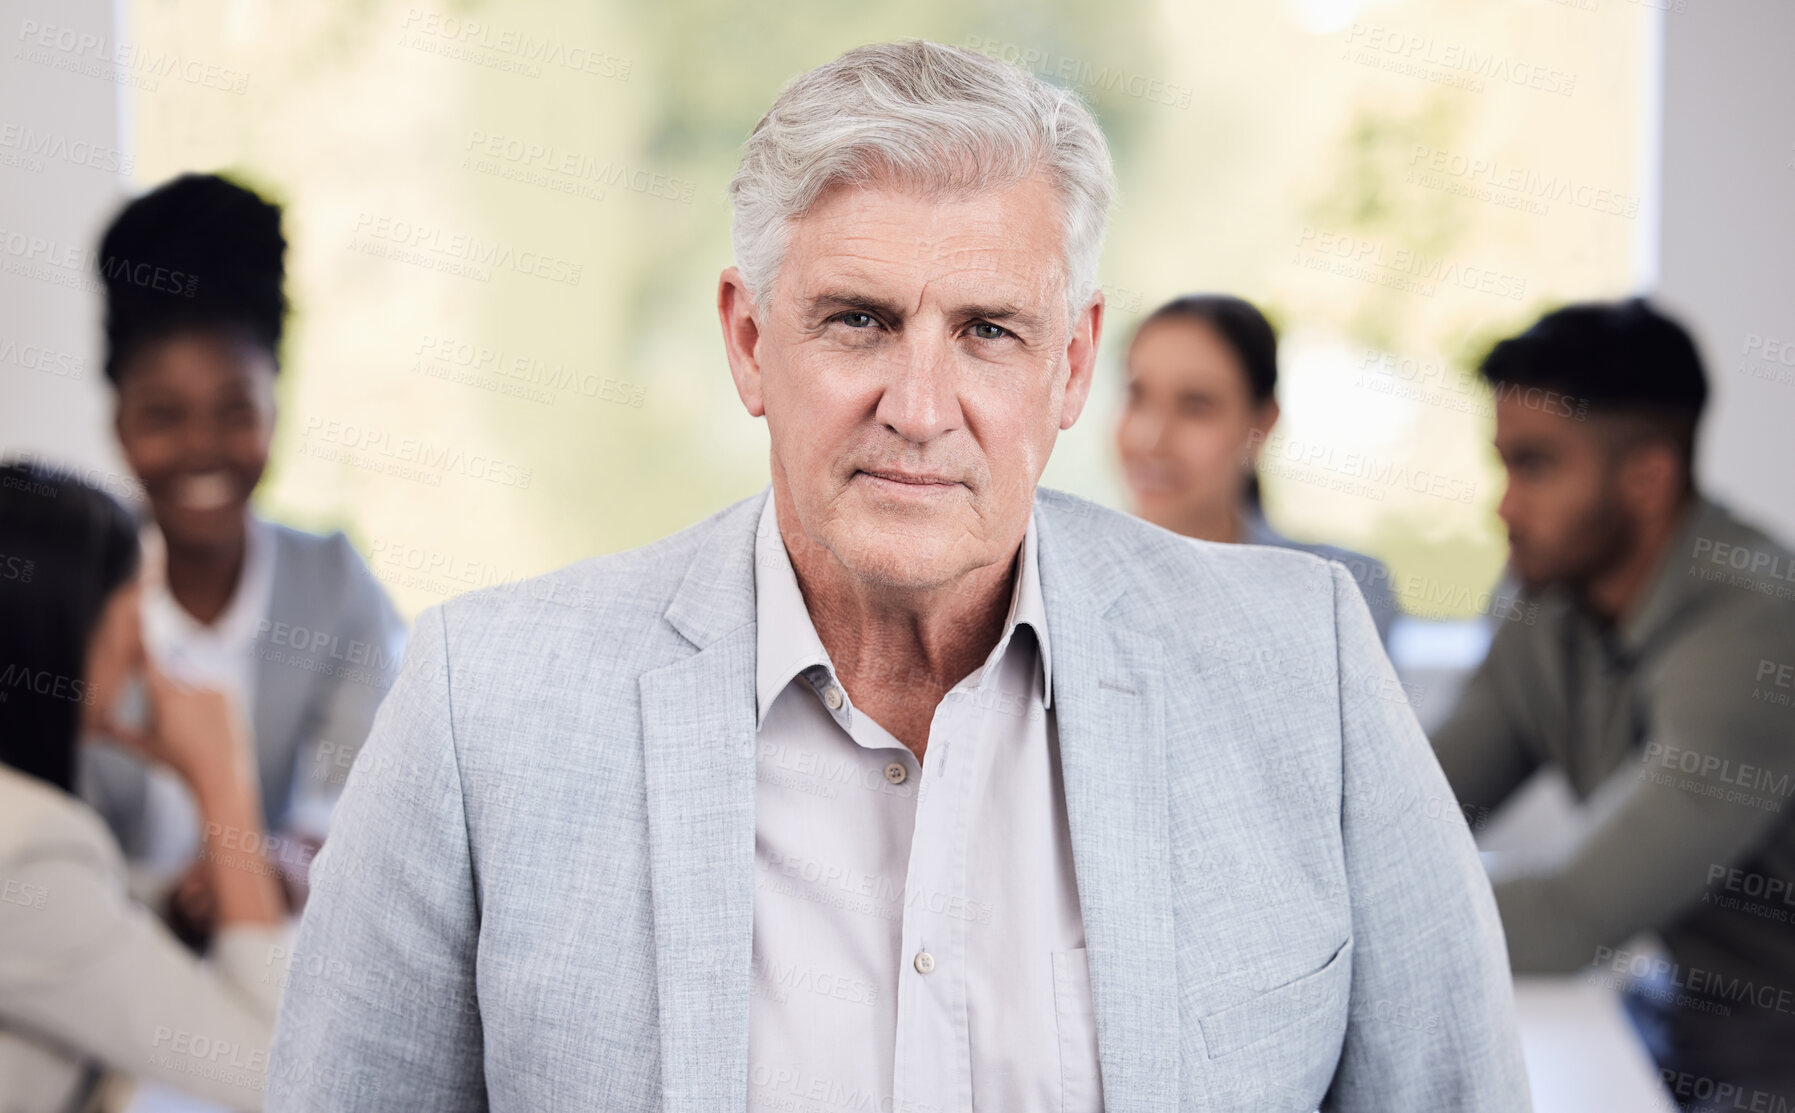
[789,201,1064,320]
[805,258,1047,321]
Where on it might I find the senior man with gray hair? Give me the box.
[269,40,1530,1112]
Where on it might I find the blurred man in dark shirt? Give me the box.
[1433,299,1795,1110]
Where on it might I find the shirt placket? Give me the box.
[892,687,980,1113]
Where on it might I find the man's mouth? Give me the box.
[857,468,959,487]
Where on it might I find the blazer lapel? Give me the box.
[1037,492,1180,1111]
[637,487,1182,1109]
[638,491,766,1112]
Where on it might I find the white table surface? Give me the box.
[1514,976,1679,1113]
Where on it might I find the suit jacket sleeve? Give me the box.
[0,792,287,1110]
[1488,603,1795,972]
[1427,617,1542,820]
[1320,563,1534,1112]
[267,605,487,1112]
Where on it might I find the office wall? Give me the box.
[1656,0,1795,542]
[1,0,135,499]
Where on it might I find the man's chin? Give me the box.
[822,520,972,593]
[1507,552,1561,595]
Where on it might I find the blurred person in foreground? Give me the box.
[1116,294,1399,644]
[1431,299,1795,1108]
[269,40,1528,1111]
[77,173,406,942]
[0,463,290,1111]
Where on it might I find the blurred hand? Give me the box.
[81,575,148,752]
[164,856,218,952]
[141,654,257,800]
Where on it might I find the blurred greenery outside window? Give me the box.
[130,0,1645,619]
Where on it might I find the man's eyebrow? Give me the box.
[800,291,905,319]
[799,291,1051,335]
[955,303,1048,334]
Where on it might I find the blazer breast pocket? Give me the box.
[1197,935,1354,1061]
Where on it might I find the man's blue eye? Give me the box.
[840,312,875,328]
[971,322,1008,340]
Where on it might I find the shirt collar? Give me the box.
[752,491,1053,730]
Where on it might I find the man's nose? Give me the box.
[1495,480,1519,530]
[874,333,962,443]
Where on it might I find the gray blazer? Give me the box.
[270,487,1530,1112]
[82,521,407,851]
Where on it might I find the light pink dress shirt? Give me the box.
[748,494,1103,1113]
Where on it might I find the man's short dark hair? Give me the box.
[97,172,288,384]
[1479,298,1708,479]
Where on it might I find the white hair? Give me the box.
[728,40,1116,327]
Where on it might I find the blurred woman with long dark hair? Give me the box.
[0,463,289,1110]
[1115,294,1399,642]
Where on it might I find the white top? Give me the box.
[140,513,276,711]
[0,765,291,1112]
[748,494,1101,1112]
[129,515,277,877]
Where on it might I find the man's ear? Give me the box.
[1058,291,1106,431]
[1618,439,1682,516]
[717,266,766,418]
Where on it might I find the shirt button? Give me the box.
[822,685,844,710]
[883,761,907,785]
[913,951,935,975]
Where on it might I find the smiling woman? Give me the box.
[78,173,407,948]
